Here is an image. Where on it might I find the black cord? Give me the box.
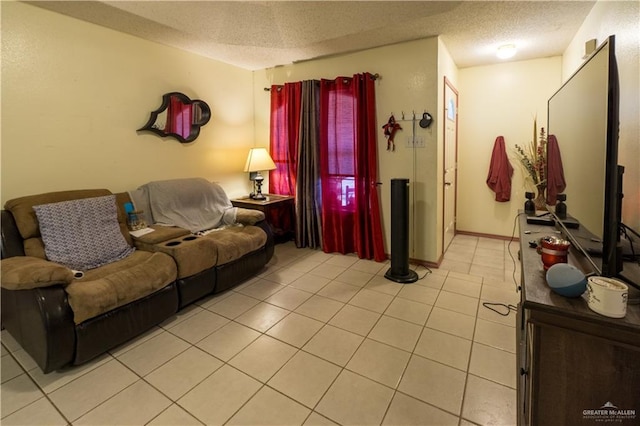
[621,222,640,239]
[482,302,518,316]
[412,264,432,280]
[620,223,639,264]
[508,212,527,292]
[483,213,526,318]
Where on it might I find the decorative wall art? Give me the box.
[138,92,211,143]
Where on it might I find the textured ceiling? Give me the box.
[28,1,597,70]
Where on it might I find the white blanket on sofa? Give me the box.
[129,178,237,233]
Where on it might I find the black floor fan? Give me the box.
[385,178,418,283]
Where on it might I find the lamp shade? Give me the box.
[244,148,276,172]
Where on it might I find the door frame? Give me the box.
[442,77,459,254]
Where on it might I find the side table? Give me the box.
[231,194,295,243]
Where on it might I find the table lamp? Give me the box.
[244,147,276,200]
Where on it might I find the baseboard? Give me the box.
[409,257,440,269]
[455,230,520,242]
[383,252,440,269]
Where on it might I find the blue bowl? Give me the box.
[545,263,587,298]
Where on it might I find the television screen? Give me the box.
[548,46,608,236]
[547,35,620,277]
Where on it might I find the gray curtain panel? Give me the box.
[295,80,323,249]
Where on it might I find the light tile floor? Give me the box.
[1,234,521,425]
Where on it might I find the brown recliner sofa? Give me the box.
[0,185,274,373]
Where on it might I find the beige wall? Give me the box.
[457,57,563,237]
[455,0,639,238]
[5,1,634,256]
[254,38,453,263]
[561,0,640,231]
[1,2,255,204]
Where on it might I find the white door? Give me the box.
[443,78,459,252]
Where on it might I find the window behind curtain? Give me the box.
[324,88,356,209]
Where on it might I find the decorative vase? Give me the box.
[534,187,547,211]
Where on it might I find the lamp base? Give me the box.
[250,192,267,200]
[250,175,266,200]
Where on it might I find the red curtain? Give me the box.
[269,83,302,195]
[268,83,301,233]
[319,73,385,261]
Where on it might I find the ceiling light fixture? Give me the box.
[496,44,517,59]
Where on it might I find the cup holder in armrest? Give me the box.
[154,233,218,280]
[165,235,198,246]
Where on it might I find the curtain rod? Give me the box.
[264,73,380,91]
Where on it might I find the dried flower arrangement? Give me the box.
[515,118,547,208]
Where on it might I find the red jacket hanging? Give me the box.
[486,136,513,202]
[546,134,566,205]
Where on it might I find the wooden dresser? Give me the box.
[517,213,640,425]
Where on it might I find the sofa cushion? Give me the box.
[33,195,135,271]
[133,224,266,279]
[1,256,74,290]
[65,250,177,324]
[4,189,133,259]
[141,178,237,233]
[206,225,267,265]
[5,189,111,240]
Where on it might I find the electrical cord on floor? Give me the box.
[412,264,432,280]
[482,302,518,316]
[480,213,527,318]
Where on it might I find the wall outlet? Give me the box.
[406,136,425,148]
[406,136,414,148]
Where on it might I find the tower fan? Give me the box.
[385,178,418,283]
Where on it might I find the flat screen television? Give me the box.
[547,35,622,278]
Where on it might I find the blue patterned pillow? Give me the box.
[33,195,134,271]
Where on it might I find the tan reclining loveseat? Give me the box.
[0,179,274,373]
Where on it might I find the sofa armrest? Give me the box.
[1,256,74,290]
[236,208,266,226]
[1,285,76,372]
[1,210,25,259]
[131,225,190,245]
[254,219,275,264]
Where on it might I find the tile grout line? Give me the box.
[0,346,72,425]
[1,236,517,425]
[459,274,483,426]
[378,290,437,424]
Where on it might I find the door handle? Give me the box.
[444,182,452,186]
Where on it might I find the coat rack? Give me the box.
[385,110,431,151]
